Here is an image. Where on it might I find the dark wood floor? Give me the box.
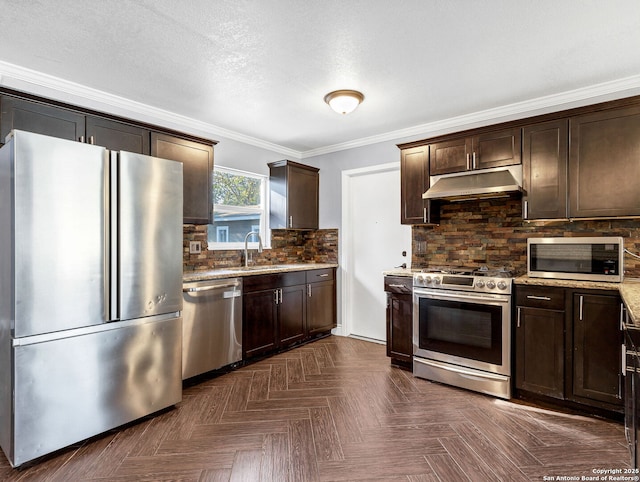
[0,336,629,481]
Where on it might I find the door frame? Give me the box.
[339,161,404,339]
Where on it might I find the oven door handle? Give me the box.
[414,291,510,304]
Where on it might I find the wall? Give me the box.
[412,196,640,277]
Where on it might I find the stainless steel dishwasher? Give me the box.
[182,277,242,380]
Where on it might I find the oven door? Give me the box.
[413,288,511,375]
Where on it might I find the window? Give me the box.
[216,226,229,242]
[207,166,269,250]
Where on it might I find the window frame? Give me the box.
[207,166,270,251]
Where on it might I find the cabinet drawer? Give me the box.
[243,271,306,292]
[516,286,565,310]
[306,268,334,283]
[384,276,413,294]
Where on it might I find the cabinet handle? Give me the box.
[89,135,95,145]
[517,307,521,328]
[423,207,427,223]
[622,344,627,378]
[318,273,329,278]
[289,216,293,228]
[523,200,528,219]
[79,135,85,143]
[274,289,279,305]
[279,288,283,304]
[466,153,470,170]
[472,152,477,169]
[620,303,626,331]
[526,295,551,301]
[308,284,312,297]
[579,295,584,321]
[388,284,407,288]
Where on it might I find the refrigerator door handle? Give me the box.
[109,151,119,321]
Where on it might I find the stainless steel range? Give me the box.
[413,266,513,399]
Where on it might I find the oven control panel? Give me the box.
[413,273,512,294]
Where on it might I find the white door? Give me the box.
[342,163,411,342]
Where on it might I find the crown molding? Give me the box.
[0,61,301,158]
[1,61,639,160]
[300,74,640,158]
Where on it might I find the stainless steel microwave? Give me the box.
[527,237,624,282]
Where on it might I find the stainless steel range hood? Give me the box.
[423,165,522,201]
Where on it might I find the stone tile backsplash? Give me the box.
[412,197,640,277]
[183,226,339,272]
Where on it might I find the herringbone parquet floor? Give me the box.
[0,335,629,481]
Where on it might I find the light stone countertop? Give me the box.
[620,281,640,328]
[382,268,415,277]
[513,275,621,291]
[184,263,338,283]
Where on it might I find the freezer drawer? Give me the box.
[182,278,242,379]
[5,315,182,467]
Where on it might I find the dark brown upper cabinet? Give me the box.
[430,127,521,175]
[269,160,319,230]
[151,132,214,225]
[400,145,438,225]
[522,119,568,220]
[0,96,84,144]
[86,116,150,154]
[569,105,640,218]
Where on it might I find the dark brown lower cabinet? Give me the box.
[278,284,307,347]
[572,292,623,406]
[624,319,640,468]
[384,276,413,369]
[515,285,623,414]
[515,305,565,398]
[307,268,337,336]
[243,269,336,360]
[243,288,278,359]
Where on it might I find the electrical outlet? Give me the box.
[189,241,201,254]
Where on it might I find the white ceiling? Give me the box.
[0,0,639,157]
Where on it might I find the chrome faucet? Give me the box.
[244,231,263,267]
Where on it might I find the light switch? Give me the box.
[189,241,201,254]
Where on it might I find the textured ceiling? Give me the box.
[0,0,639,154]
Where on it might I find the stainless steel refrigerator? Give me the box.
[0,130,184,467]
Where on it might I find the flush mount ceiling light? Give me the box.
[324,89,364,115]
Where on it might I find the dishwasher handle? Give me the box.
[183,282,240,293]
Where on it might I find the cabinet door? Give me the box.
[1,96,84,144]
[572,293,622,406]
[287,164,319,229]
[569,105,640,218]
[400,146,437,224]
[386,292,413,366]
[515,306,565,398]
[307,280,336,335]
[151,132,213,224]
[430,137,471,175]
[522,119,568,220]
[278,284,307,347]
[472,128,521,170]
[243,289,278,359]
[86,116,150,154]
